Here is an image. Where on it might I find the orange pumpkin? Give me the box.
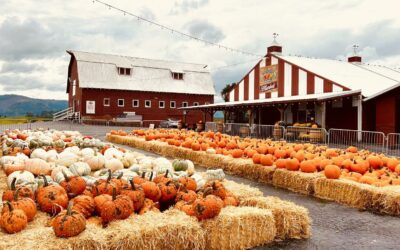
[300,160,317,173]
[324,165,341,179]
[260,154,274,166]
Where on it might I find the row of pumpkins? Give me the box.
[125,129,400,187]
[0,129,232,237]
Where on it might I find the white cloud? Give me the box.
[0,0,399,100]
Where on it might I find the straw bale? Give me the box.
[201,206,276,250]
[240,196,311,240]
[197,154,228,170]
[222,180,263,201]
[314,178,374,210]
[272,169,322,195]
[369,186,400,216]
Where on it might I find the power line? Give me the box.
[210,58,262,72]
[90,0,263,58]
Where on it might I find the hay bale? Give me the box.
[369,186,400,216]
[272,169,322,195]
[240,196,311,240]
[222,180,263,201]
[201,206,276,250]
[108,210,205,250]
[314,178,374,210]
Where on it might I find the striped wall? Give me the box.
[229,55,347,102]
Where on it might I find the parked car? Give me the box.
[159,118,180,128]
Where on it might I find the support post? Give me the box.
[321,102,326,128]
[357,95,362,141]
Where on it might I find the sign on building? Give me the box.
[260,64,278,93]
[86,100,95,114]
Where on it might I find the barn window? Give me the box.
[118,99,125,107]
[182,102,188,107]
[159,101,165,109]
[172,72,184,80]
[145,100,151,108]
[118,67,131,76]
[193,102,199,106]
[132,99,139,107]
[170,101,176,108]
[103,98,110,106]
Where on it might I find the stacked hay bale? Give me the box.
[272,169,323,195]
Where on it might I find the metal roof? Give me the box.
[182,89,361,110]
[67,50,215,95]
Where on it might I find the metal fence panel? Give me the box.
[252,125,285,140]
[328,128,385,152]
[386,133,400,157]
[284,126,328,144]
[205,122,217,132]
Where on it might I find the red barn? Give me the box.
[185,41,400,134]
[66,51,214,126]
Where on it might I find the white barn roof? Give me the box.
[67,50,215,95]
[275,55,400,98]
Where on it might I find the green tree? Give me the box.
[221,83,235,102]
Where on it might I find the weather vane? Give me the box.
[352,44,359,56]
[273,33,279,43]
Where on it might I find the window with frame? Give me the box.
[170,101,176,109]
[193,102,199,106]
[118,67,132,76]
[159,101,165,108]
[103,98,110,106]
[132,99,139,107]
[182,102,188,108]
[145,100,151,108]
[118,99,125,107]
[172,72,184,80]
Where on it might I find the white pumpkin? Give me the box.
[51,165,69,180]
[204,169,225,181]
[85,154,105,171]
[79,148,95,160]
[105,158,124,172]
[55,151,79,167]
[172,171,188,181]
[191,173,206,190]
[63,146,80,155]
[206,148,216,154]
[122,152,138,165]
[69,162,91,176]
[7,170,35,188]
[54,169,74,183]
[81,176,98,187]
[30,148,48,160]
[0,156,18,168]
[104,148,124,160]
[94,169,111,178]
[113,169,138,181]
[128,164,141,173]
[138,157,153,170]
[15,153,29,162]
[46,149,59,162]
[35,175,55,188]
[185,160,195,175]
[152,158,173,174]
[25,158,52,175]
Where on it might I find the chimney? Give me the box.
[267,33,282,55]
[348,44,362,63]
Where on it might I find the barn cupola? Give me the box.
[348,44,362,63]
[267,33,282,55]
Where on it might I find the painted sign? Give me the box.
[260,64,278,93]
[86,100,95,114]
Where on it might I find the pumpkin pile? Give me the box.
[125,129,400,187]
[0,129,237,237]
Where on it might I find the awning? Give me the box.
[181,89,362,111]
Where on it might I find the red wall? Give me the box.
[326,99,357,130]
[80,88,213,125]
[375,94,396,134]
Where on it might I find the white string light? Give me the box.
[90,0,263,58]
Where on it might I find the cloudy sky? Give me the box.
[0,0,399,101]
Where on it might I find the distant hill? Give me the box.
[0,95,67,117]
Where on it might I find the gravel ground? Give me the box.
[85,128,400,250]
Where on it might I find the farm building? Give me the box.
[184,41,400,134]
[66,50,215,127]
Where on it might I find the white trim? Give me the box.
[182,101,188,107]
[239,80,244,101]
[103,98,110,107]
[298,69,307,95]
[315,77,324,93]
[159,100,165,109]
[271,91,278,98]
[284,63,292,97]
[249,70,255,100]
[117,99,125,107]
[132,99,139,107]
[170,101,176,108]
[332,84,343,92]
[193,102,199,106]
[229,90,234,102]
[145,100,151,108]
[271,56,279,65]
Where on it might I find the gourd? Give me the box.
[25,158,52,176]
[172,159,188,172]
[55,151,79,167]
[153,158,173,174]
[35,175,55,188]
[206,148,216,154]
[59,171,87,198]
[3,160,25,176]
[2,190,37,222]
[36,176,69,214]
[85,153,105,171]
[46,150,59,162]
[63,146,80,155]
[204,169,225,181]
[122,152,138,165]
[54,169,74,183]
[0,202,28,233]
[104,147,123,160]
[7,171,35,188]
[52,202,86,237]
[128,164,141,173]
[69,162,91,176]
[30,148,48,160]
[0,156,19,168]
[191,173,206,190]
[79,148,95,160]
[81,176,98,187]
[105,158,124,172]
[51,165,69,180]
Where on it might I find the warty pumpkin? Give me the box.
[71,195,95,218]
[0,202,28,234]
[2,189,37,222]
[36,175,69,214]
[59,170,87,198]
[52,201,86,237]
[120,179,145,212]
[2,177,35,202]
[98,187,134,226]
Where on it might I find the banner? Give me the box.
[86,100,95,114]
[260,64,278,93]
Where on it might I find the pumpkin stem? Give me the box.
[62,170,70,182]
[10,177,17,191]
[130,179,136,190]
[13,188,20,201]
[164,169,169,178]
[40,175,49,187]
[112,186,117,200]
[107,169,112,183]
[117,172,123,180]
[66,201,73,216]
[4,201,13,212]
[141,171,146,178]
[149,172,153,181]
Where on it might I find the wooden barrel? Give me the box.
[196,123,204,132]
[309,130,322,143]
[239,126,250,137]
[273,126,283,139]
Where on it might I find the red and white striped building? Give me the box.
[184,41,400,133]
